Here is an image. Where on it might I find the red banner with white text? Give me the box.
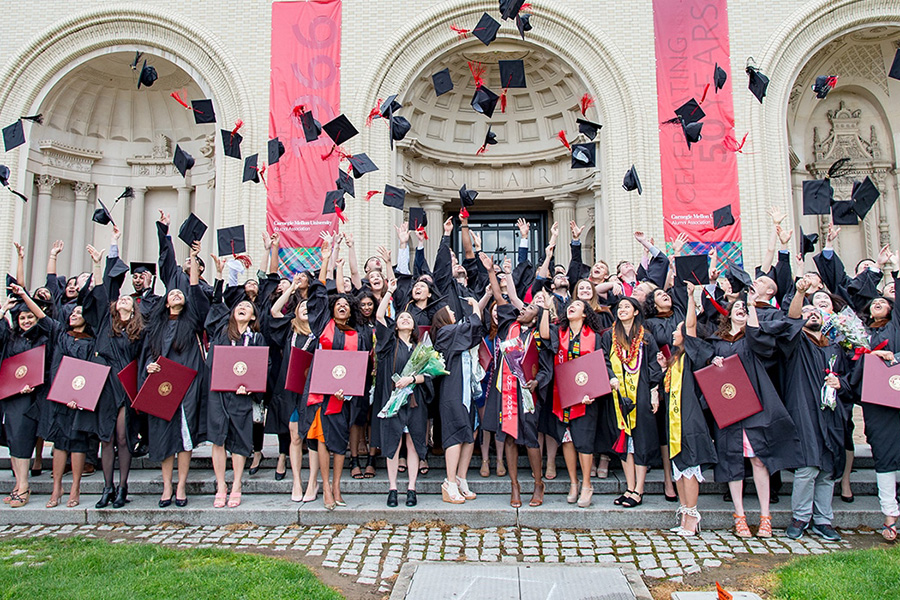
[268,0,341,272]
[653,0,743,263]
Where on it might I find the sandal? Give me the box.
[620,491,642,508]
[3,489,18,505]
[757,515,773,538]
[510,482,522,508]
[349,456,363,480]
[614,489,634,506]
[398,458,407,473]
[529,481,544,507]
[596,456,609,479]
[496,462,507,478]
[364,455,376,479]
[227,491,242,508]
[881,522,898,542]
[9,490,30,508]
[66,496,80,508]
[480,460,490,478]
[734,514,752,538]
[46,496,60,509]
[577,486,594,508]
[418,461,429,475]
[545,462,557,480]
[567,482,580,504]
[213,491,227,508]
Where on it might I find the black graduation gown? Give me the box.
[433,314,483,448]
[266,313,317,436]
[663,335,717,472]
[156,221,215,299]
[647,284,688,447]
[138,284,210,461]
[76,282,142,446]
[373,321,432,457]
[600,327,663,466]
[485,305,540,448]
[709,325,803,482]
[204,292,268,457]
[46,326,96,453]
[779,319,851,479]
[0,317,57,457]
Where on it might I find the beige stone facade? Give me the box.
[0,0,898,290]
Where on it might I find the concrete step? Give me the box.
[0,489,883,531]
[1,466,878,498]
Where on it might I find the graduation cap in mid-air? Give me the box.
[348,153,379,179]
[890,48,900,81]
[472,12,501,46]
[711,204,735,230]
[812,75,838,99]
[408,207,427,231]
[516,13,532,40]
[300,110,322,143]
[323,190,347,222]
[91,197,116,227]
[850,175,879,220]
[178,212,207,246]
[477,126,498,154]
[800,228,818,258]
[0,164,28,202]
[746,64,770,103]
[190,99,216,125]
[471,86,500,118]
[173,145,195,177]
[268,137,285,165]
[831,200,858,225]
[242,154,260,184]
[336,168,355,198]
[217,225,247,256]
[714,63,728,92]
[499,60,527,89]
[622,165,642,194]
[322,114,359,146]
[571,143,596,168]
[675,254,710,285]
[459,184,478,208]
[432,68,454,97]
[137,60,158,90]
[382,184,406,210]
[576,118,602,141]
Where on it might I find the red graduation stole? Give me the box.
[307,320,359,415]
[500,322,528,438]
[552,325,596,422]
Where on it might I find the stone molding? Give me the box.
[38,140,103,178]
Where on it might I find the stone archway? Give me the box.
[748,0,900,258]
[0,6,256,284]
[347,0,652,266]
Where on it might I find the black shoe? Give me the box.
[785,518,809,540]
[132,441,149,458]
[158,496,172,508]
[406,490,417,507]
[810,523,841,542]
[387,489,398,507]
[664,493,678,503]
[723,490,732,503]
[112,485,129,509]
[770,491,780,505]
[841,493,854,503]
[275,471,286,481]
[30,468,42,477]
[175,497,188,507]
[96,486,115,509]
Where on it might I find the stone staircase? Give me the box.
[0,442,884,530]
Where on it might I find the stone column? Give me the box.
[71,182,95,275]
[127,186,148,262]
[176,185,194,260]
[549,193,577,266]
[31,175,59,289]
[420,198,447,259]
[590,180,605,262]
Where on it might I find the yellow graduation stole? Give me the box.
[664,354,684,458]
[609,331,641,435]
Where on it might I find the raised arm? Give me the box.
[760,206,783,274]
[376,279,397,326]
[460,215,474,260]
[346,232,363,290]
[189,241,201,286]
[479,253,506,305]
[86,244,105,285]
[684,281,698,336]
[46,239,64,277]
[537,291,552,340]
[318,231,334,286]
[334,257,346,294]
[13,242,25,287]
[10,284,46,320]
[267,232,280,275]
[502,258,525,310]
[788,276,810,319]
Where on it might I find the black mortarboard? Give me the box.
[802,179,833,215]
[831,200,858,225]
[432,68,454,97]
[725,261,753,293]
[675,98,705,125]
[323,190,345,215]
[472,13,501,46]
[712,204,735,229]
[390,115,411,149]
[499,60,527,89]
[408,207,427,230]
[107,258,130,279]
[117,186,134,200]
[268,137,285,165]
[812,75,836,99]
[3,120,25,151]
[242,154,260,184]
[130,51,143,71]
[714,63,728,92]
[383,184,406,210]
[173,145,195,177]
[851,176,879,219]
[336,168,355,198]
[800,228,818,258]
[130,262,156,276]
[516,13,532,40]
[683,121,703,149]
[191,99,216,124]
[746,65,769,103]
[0,165,9,186]
[571,143,596,168]
[220,129,242,159]
[471,86,500,118]
[827,157,852,179]
[137,60,158,90]
[300,111,322,142]
[379,95,402,118]
[322,114,359,146]
[480,126,498,151]
[178,212,207,246]
[576,118,602,140]
[623,165,642,194]
[500,0,526,19]
[459,184,478,207]
[890,48,900,81]
[675,254,710,285]
[348,153,378,178]
[217,225,246,256]
[92,198,115,226]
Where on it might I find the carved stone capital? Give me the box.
[37,175,59,193]
[72,181,95,198]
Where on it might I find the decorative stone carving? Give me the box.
[72,181,95,198]
[152,134,172,159]
[38,140,103,176]
[37,175,60,193]
[200,132,216,159]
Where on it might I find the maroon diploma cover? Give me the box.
[308,349,369,397]
[117,360,139,403]
[695,354,762,428]
[132,357,198,421]
[554,350,611,409]
[210,345,269,393]
[47,356,110,411]
[0,345,45,400]
[861,354,900,409]
[285,347,314,394]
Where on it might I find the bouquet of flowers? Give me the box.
[499,334,535,414]
[822,306,870,351]
[378,343,449,419]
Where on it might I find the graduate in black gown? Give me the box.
[656,282,717,536]
[432,296,484,504]
[269,275,319,502]
[709,290,802,538]
[81,238,144,510]
[374,279,432,507]
[140,240,210,507]
[205,256,268,509]
[0,285,59,508]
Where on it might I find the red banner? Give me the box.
[268,0,342,269]
[653,0,742,261]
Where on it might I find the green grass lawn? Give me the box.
[0,536,343,600]
[776,543,900,600]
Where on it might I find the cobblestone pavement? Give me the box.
[0,523,866,595]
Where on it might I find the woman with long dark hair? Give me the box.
[81,239,144,509]
[350,288,378,480]
[140,241,209,508]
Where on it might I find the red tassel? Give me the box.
[500,89,508,113]
[698,83,710,105]
[468,61,485,88]
[521,3,532,10]
[580,93,595,116]
[450,24,470,39]
[825,76,838,89]
[417,225,428,240]
[557,130,570,150]
[334,205,347,224]
[476,144,488,155]
[365,191,381,202]
[320,145,337,160]
[365,99,383,126]
[230,119,243,140]
[336,147,352,162]
[703,287,728,316]
[613,430,627,454]
[170,90,190,109]
[723,132,749,153]
[291,104,306,121]
[459,207,470,219]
